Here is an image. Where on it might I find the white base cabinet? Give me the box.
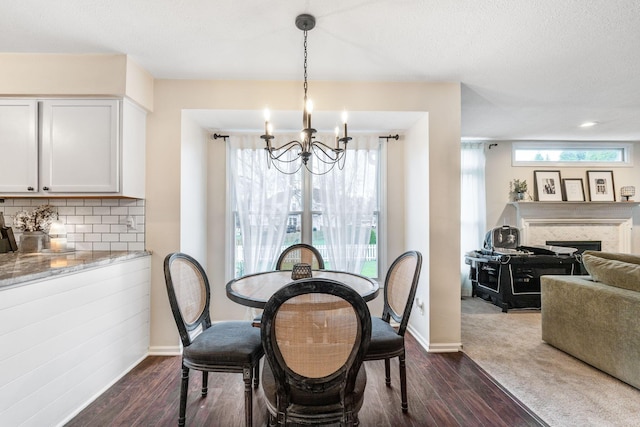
[0,98,146,198]
[0,256,151,427]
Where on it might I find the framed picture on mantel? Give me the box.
[587,170,616,201]
[534,170,563,201]
[563,178,586,202]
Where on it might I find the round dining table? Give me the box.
[226,270,379,309]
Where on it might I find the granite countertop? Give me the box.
[0,250,151,289]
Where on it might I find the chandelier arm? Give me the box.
[312,140,345,153]
[310,143,346,164]
[267,141,304,163]
[305,160,337,176]
[271,158,304,175]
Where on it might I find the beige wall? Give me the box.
[0,53,153,111]
[0,53,462,354]
[147,80,462,352]
[485,141,640,252]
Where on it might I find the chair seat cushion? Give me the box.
[261,360,367,414]
[184,321,263,367]
[365,317,404,359]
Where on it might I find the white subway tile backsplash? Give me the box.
[67,216,85,225]
[110,207,128,215]
[111,224,127,233]
[102,216,119,224]
[93,224,110,233]
[111,242,128,251]
[84,216,102,224]
[0,198,145,252]
[58,206,76,216]
[93,207,111,215]
[128,242,145,251]
[76,224,93,233]
[76,207,93,215]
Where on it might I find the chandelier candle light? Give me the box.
[261,14,351,175]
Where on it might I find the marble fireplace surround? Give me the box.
[508,202,640,253]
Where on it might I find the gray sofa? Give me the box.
[541,251,640,390]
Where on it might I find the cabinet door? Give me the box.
[0,99,38,193]
[40,99,119,193]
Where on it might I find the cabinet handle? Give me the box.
[43,186,50,191]
[27,187,34,191]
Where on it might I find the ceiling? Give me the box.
[2,0,640,141]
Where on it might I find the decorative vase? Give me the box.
[20,231,48,253]
[516,192,525,201]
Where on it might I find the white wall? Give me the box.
[484,141,640,252]
[179,114,208,265]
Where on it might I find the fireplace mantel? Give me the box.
[507,202,639,252]
[509,202,639,220]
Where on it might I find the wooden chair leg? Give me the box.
[179,364,189,427]
[243,367,253,427]
[253,361,260,388]
[201,371,208,397]
[399,353,408,412]
[384,359,391,387]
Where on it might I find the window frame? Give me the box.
[511,141,633,167]
[227,137,386,281]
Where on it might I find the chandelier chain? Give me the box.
[303,29,308,100]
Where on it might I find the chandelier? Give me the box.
[261,14,351,175]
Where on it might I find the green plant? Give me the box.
[510,179,528,193]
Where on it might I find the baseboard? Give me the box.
[149,345,181,356]
[408,325,462,353]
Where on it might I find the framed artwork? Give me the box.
[534,170,563,201]
[587,170,616,201]
[562,178,586,202]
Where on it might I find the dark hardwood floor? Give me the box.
[66,334,545,426]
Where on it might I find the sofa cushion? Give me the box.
[582,250,640,265]
[582,251,640,292]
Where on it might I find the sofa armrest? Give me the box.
[541,275,640,389]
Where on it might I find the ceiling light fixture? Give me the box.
[261,14,351,175]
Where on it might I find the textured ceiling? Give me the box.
[2,0,640,140]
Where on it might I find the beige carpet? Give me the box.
[461,297,640,427]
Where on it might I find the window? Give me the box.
[230,134,382,279]
[512,142,632,167]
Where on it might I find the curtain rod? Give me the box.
[211,133,229,141]
[213,133,400,142]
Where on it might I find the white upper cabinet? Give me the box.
[0,98,146,198]
[0,99,38,193]
[41,99,120,193]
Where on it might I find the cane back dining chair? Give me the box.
[364,250,422,412]
[275,243,325,270]
[260,278,372,426]
[164,252,264,427]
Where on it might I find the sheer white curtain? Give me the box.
[461,142,486,296]
[230,135,296,274]
[316,135,379,273]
